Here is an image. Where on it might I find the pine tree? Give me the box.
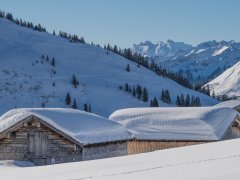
[65,93,71,105]
[185,94,190,106]
[72,74,79,88]
[113,45,118,53]
[142,87,148,102]
[165,90,171,104]
[51,58,55,67]
[79,37,85,44]
[180,94,185,106]
[84,103,88,112]
[132,86,136,96]
[152,97,159,107]
[41,102,45,108]
[136,85,142,99]
[72,99,78,109]
[128,86,132,93]
[190,96,195,106]
[150,100,153,107]
[195,97,201,107]
[176,95,181,106]
[53,30,56,36]
[126,64,130,72]
[161,89,165,102]
[124,83,129,92]
[88,104,92,113]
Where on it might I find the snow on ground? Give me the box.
[0,108,132,144]
[109,107,238,141]
[1,138,240,180]
[206,61,240,96]
[0,18,217,117]
[195,48,206,53]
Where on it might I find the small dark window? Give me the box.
[27,122,32,126]
[10,131,16,138]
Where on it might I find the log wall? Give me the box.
[0,117,82,165]
[83,141,128,160]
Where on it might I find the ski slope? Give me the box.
[1,138,240,180]
[0,18,217,117]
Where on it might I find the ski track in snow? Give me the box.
[73,153,240,180]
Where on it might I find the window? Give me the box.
[10,131,16,138]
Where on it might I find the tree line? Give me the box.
[119,82,201,107]
[104,44,192,89]
[0,10,85,44]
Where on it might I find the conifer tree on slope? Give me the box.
[65,92,71,105]
[72,99,78,109]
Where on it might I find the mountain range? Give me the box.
[133,40,240,83]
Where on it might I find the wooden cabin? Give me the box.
[110,107,240,155]
[0,108,132,165]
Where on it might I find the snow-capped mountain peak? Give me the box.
[134,40,240,83]
[133,40,193,60]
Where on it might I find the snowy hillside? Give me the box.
[1,138,240,179]
[205,61,240,97]
[134,40,240,83]
[0,18,217,117]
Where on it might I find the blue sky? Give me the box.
[1,0,240,48]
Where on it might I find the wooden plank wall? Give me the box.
[128,140,206,155]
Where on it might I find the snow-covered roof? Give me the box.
[109,107,239,141]
[0,108,132,145]
[214,99,240,109]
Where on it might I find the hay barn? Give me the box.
[0,108,132,165]
[109,107,240,155]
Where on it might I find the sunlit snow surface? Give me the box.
[109,107,238,141]
[1,139,240,180]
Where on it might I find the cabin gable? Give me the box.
[222,115,240,140]
[0,116,82,165]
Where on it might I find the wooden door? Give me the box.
[28,132,48,164]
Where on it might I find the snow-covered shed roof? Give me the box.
[109,107,239,141]
[0,108,132,145]
[214,99,240,109]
